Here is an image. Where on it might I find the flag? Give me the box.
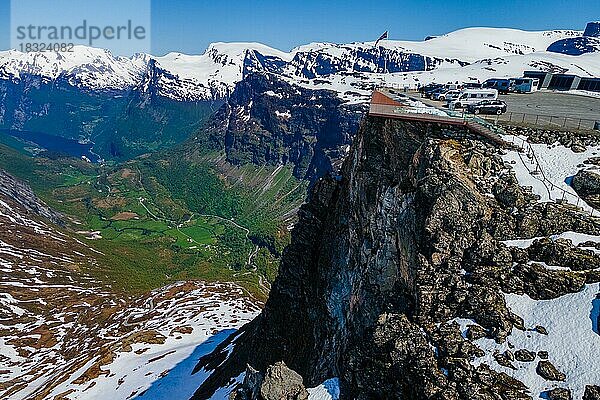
[375,31,388,47]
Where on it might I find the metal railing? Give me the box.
[504,134,596,216]
[369,104,510,146]
[481,112,597,131]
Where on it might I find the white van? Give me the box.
[450,89,498,108]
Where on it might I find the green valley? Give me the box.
[0,139,307,300]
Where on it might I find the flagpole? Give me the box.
[375,31,388,88]
[383,37,387,87]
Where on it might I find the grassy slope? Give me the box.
[0,142,305,299]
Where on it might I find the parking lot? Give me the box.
[502,91,600,122]
[417,90,600,130]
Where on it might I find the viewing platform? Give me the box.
[369,88,510,148]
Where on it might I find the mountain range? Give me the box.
[2,25,598,161]
[0,26,597,103]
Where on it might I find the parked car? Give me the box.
[438,90,460,101]
[419,83,443,94]
[431,89,449,100]
[423,87,445,99]
[467,100,507,115]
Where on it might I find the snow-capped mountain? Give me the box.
[0,26,595,103]
[547,22,600,55]
[0,47,146,90]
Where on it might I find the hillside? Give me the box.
[0,168,262,400]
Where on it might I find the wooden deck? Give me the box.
[369,92,511,148]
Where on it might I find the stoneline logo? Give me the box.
[10,0,151,55]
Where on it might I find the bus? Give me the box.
[509,78,539,94]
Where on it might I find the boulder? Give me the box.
[230,362,308,400]
[514,349,536,362]
[572,170,600,197]
[545,388,572,400]
[260,362,308,400]
[584,385,600,400]
[536,360,566,381]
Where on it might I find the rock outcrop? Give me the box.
[584,385,600,400]
[193,73,365,181]
[230,362,309,400]
[545,388,572,400]
[193,116,600,399]
[572,170,600,209]
[0,169,63,225]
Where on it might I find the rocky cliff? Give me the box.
[193,116,600,399]
[0,169,63,225]
[195,73,365,181]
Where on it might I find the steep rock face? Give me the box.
[197,73,365,181]
[193,116,600,399]
[546,36,600,55]
[584,22,600,38]
[0,169,62,225]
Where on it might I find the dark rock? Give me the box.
[466,325,487,340]
[197,73,364,182]
[536,360,566,381]
[514,349,536,362]
[527,237,600,271]
[584,22,600,38]
[494,350,516,369]
[572,170,600,196]
[545,387,572,400]
[0,170,63,225]
[230,365,263,400]
[193,118,600,400]
[572,170,600,209]
[584,385,600,400]
[534,326,548,335]
[260,362,308,400]
[538,351,549,359]
[494,262,586,300]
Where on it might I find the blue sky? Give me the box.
[0,0,598,55]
